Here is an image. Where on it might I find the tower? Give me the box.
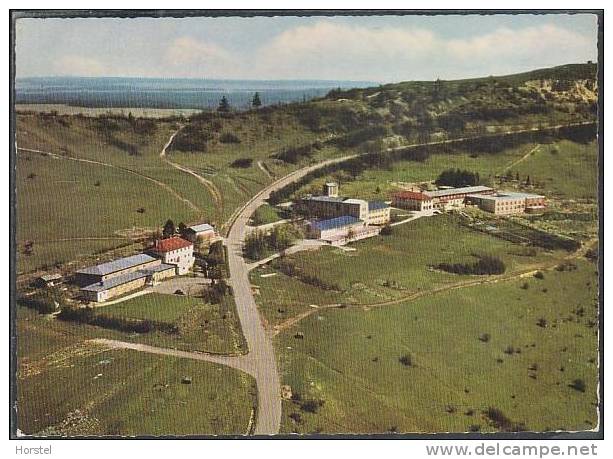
[323,182,339,197]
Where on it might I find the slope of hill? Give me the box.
[15,63,598,274]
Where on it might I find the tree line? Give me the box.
[436,255,506,275]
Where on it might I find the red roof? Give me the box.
[152,237,193,253]
[393,191,431,201]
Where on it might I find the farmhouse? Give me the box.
[75,253,161,287]
[77,254,176,302]
[148,236,195,275]
[183,223,217,243]
[298,182,391,225]
[77,237,196,302]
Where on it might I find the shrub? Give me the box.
[18,290,63,314]
[300,399,325,413]
[219,132,241,144]
[484,407,526,432]
[274,143,317,164]
[570,379,586,393]
[230,157,253,168]
[399,354,413,367]
[536,318,548,328]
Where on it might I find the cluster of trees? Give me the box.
[230,157,253,168]
[169,123,213,152]
[201,279,231,304]
[243,225,302,260]
[333,125,388,148]
[58,306,178,335]
[217,92,262,113]
[204,241,228,279]
[18,289,64,314]
[274,258,340,291]
[274,142,321,164]
[162,219,179,238]
[436,255,506,275]
[435,168,481,187]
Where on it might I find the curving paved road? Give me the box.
[224,154,362,434]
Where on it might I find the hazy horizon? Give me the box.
[16,14,598,82]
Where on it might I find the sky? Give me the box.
[15,13,599,83]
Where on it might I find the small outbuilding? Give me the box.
[35,273,63,288]
[183,223,217,243]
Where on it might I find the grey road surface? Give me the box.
[224,154,362,435]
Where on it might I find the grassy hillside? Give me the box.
[15,63,598,275]
[16,305,256,436]
[277,258,598,434]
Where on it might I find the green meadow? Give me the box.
[276,259,598,434]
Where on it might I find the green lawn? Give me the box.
[17,305,255,436]
[18,347,255,436]
[15,111,331,269]
[250,204,284,226]
[277,258,599,434]
[95,293,247,355]
[251,266,341,328]
[292,143,536,202]
[511,140,598,200]
[100,293,199,322]
[255,215,563,313]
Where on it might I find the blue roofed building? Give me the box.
[306,215,366,240]
[297,182,391,225]
[367,200,391,225]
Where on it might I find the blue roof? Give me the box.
[368,200,389,211]
[76,254,158,277]
[311,215,362,231]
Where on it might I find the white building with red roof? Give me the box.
[149,236,195,275]
[392,191,434,211]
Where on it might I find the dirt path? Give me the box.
[257,161,273,179]
[272,239,598,335]
[159,129,224,220]
[90,338,255,374]
[500,144,541,175]
[16,146,202,214]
